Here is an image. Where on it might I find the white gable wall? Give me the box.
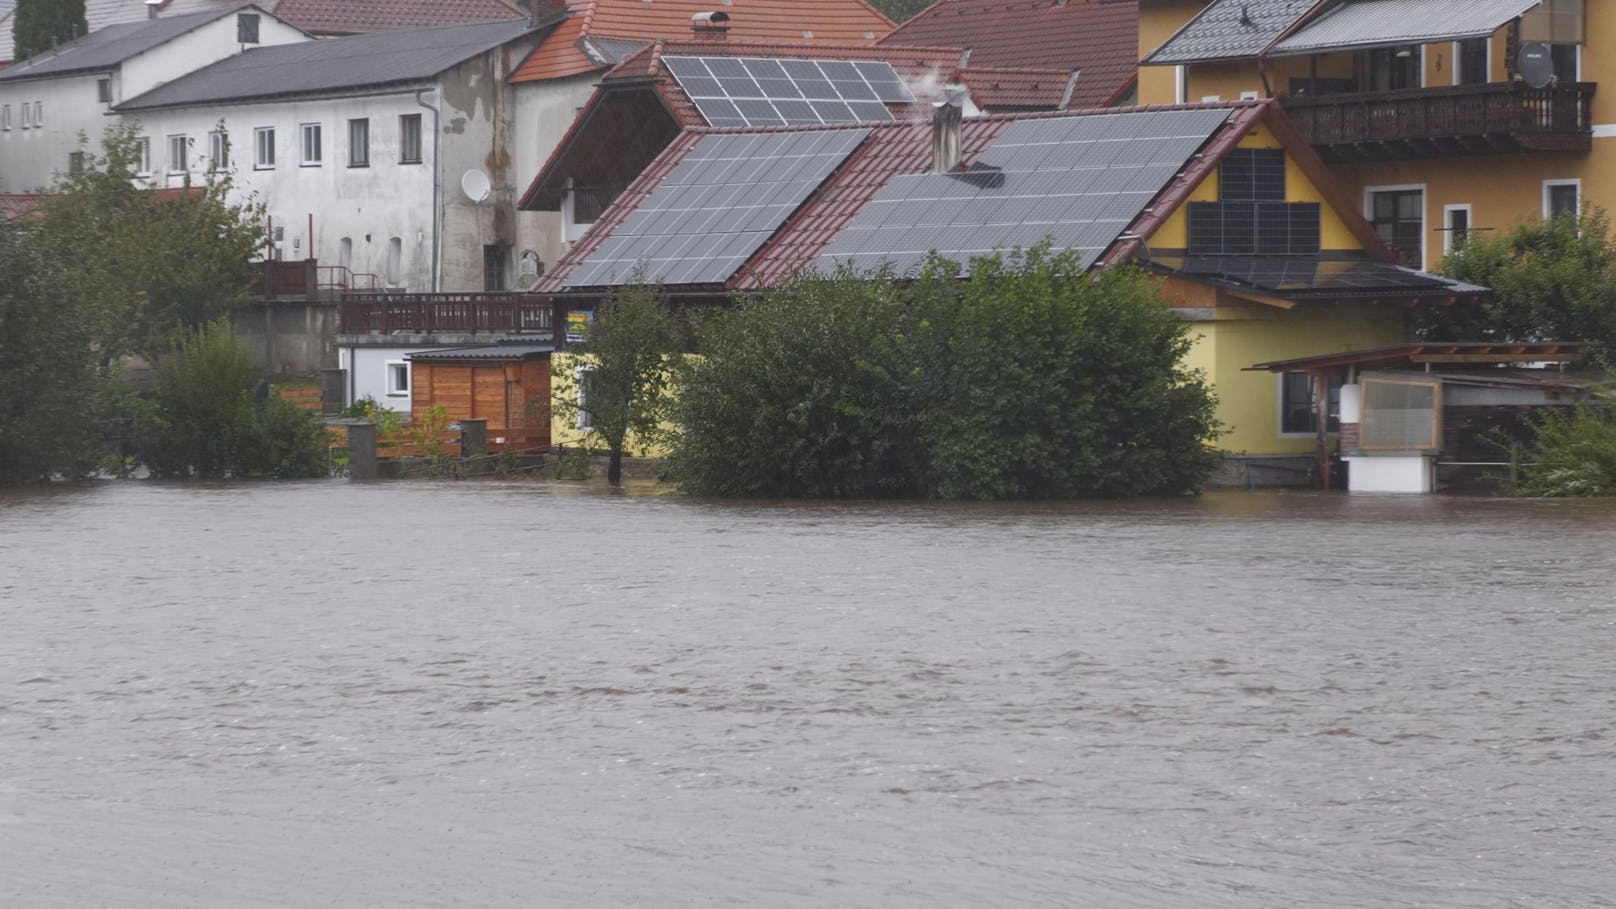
[510,73,599,282]
[118,11,306,99]
[0,74,115,192]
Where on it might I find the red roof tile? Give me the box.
[270,0,533,34]
[879,0,1138,108]
[511,0,896,83]
[958,66,1074,110]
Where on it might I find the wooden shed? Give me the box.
[406,342,553,453]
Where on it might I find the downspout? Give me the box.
[415,88,442,292]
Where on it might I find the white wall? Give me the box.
[510,73,597,280]
[340,345,440,413]
[0,74,115,191]
[131,91,441,292]
[118,10,305,100]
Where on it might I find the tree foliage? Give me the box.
[138,320,326,479]
[0,209,113,484]
[12,0,88,61]
[665,248,1221,499]
[40,124,268,360]
[1503,405,1616,497]
[867,0,934,24]
[569,282,681,483]
[1427,207,1616,367]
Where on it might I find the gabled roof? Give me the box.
[116,16,552,110]
[878,0,1138,109]
[268,0,529,34]
[1144,0,1322,65]
[517,40,962,210]
[509,0,895,83]
[538,99,1445,298]
[0,5,265,82]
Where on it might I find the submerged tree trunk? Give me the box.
[608,446,624,484]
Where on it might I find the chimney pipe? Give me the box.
[931,87,964,174]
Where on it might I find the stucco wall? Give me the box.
[511,73,599,281]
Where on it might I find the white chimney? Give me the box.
[931,87,965,173]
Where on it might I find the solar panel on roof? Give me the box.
[566,129,871,288]
[664,55,914,128]
[816,108,1233,276]
[1153,255,1457,294]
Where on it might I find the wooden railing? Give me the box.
[339,293,553,334]
[1279,82,1595,159]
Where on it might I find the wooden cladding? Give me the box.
[410,359,551,453]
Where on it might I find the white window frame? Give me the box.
[209,130,228,170]
[133,137,152,175]
[1542,179,1580,220]
[299,122,322,166]
[399,113,422,164]
[97,77,113,103]
[167,134,188,174]
[575,365,598,431]
[1364,183,1427,271]
[347,117,369,168]
[1,104,9,130]
[1442,203,1473,254]
[1451,38,1491,87]
[254,126,275,169]
[385,360,410,397]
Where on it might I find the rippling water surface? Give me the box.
[2,480,1615,907]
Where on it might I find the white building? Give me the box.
[0,6,307,192]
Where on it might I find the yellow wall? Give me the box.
[1137,3,1616,271]
[1190,304,1408,454]
[1150,127,1359,251]
[550,351,678,457]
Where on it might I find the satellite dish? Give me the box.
[460,169,491,204]
[1518,43,1554,89]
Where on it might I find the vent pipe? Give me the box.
[931,87,965,174]
[692,11,730,38]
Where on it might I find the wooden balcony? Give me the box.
[338,292,553,335]
[1278,82,1595,163]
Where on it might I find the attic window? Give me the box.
[237,12,259,44]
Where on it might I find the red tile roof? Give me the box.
[957,66,1075,110]
[879,0,1138,109]
[269,0,533,34]
[510,0,896,83]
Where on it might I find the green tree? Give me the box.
[1427,207,1616,367]
[139,319,327,478]
[1503,405,1616,497]
[41,124,267,361]
[570,282,681,483]
[867,0,933,24]
[665,249,1221,499]
[0,208,113,484]
[12,0,88,62]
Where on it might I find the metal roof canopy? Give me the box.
[1247,342,1585,372]
[407,343,554,362]
[1268,0,1545,57]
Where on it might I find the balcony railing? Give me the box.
[339,292,553,335]
[1279,81,1595,163]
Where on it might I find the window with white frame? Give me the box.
[209,130,228,170]
[32,101,41,126]
[19,102,31,128]
[299,122,322,165]
[1544,180,1579,220]
[1366,186,1425,268]
[167,134,188,174]
[133,137,151,174]
[254,126,275,168]
[399,113,422,164]
[575,365,599,430]
[347,118,368,167]
[1279,373,1343,436]
[97,77,113,103]
[385,360,409,397]
[1,104,9,130]
[1442,204,1472,254]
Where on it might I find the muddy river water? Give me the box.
[2,480,1614,907]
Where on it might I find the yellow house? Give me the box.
[539,99,1486,485]
[1139,0,1599,271]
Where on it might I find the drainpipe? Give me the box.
[415,88,442,293]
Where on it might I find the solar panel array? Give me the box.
[663,56,913,128]
[1157,255,1455,293]
[1187,201,1322,255]
[566,129,871,288]
[815,108,1234,276]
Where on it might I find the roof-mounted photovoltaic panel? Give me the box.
[566,128,872,288]
[664,55,913,128]
[815,108,1233,276]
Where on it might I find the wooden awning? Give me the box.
[1247,342,1586,373]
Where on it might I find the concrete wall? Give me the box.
[232,299,338,375]
[511,73,598,280]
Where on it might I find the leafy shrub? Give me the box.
[1509,406,1616,497]
[664,249,1220,499]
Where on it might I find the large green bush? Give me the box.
[664,249,1220,499]
[140,320,327,479]
[1507,406,1616,497]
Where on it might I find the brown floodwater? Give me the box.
[2,480,1614,907]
